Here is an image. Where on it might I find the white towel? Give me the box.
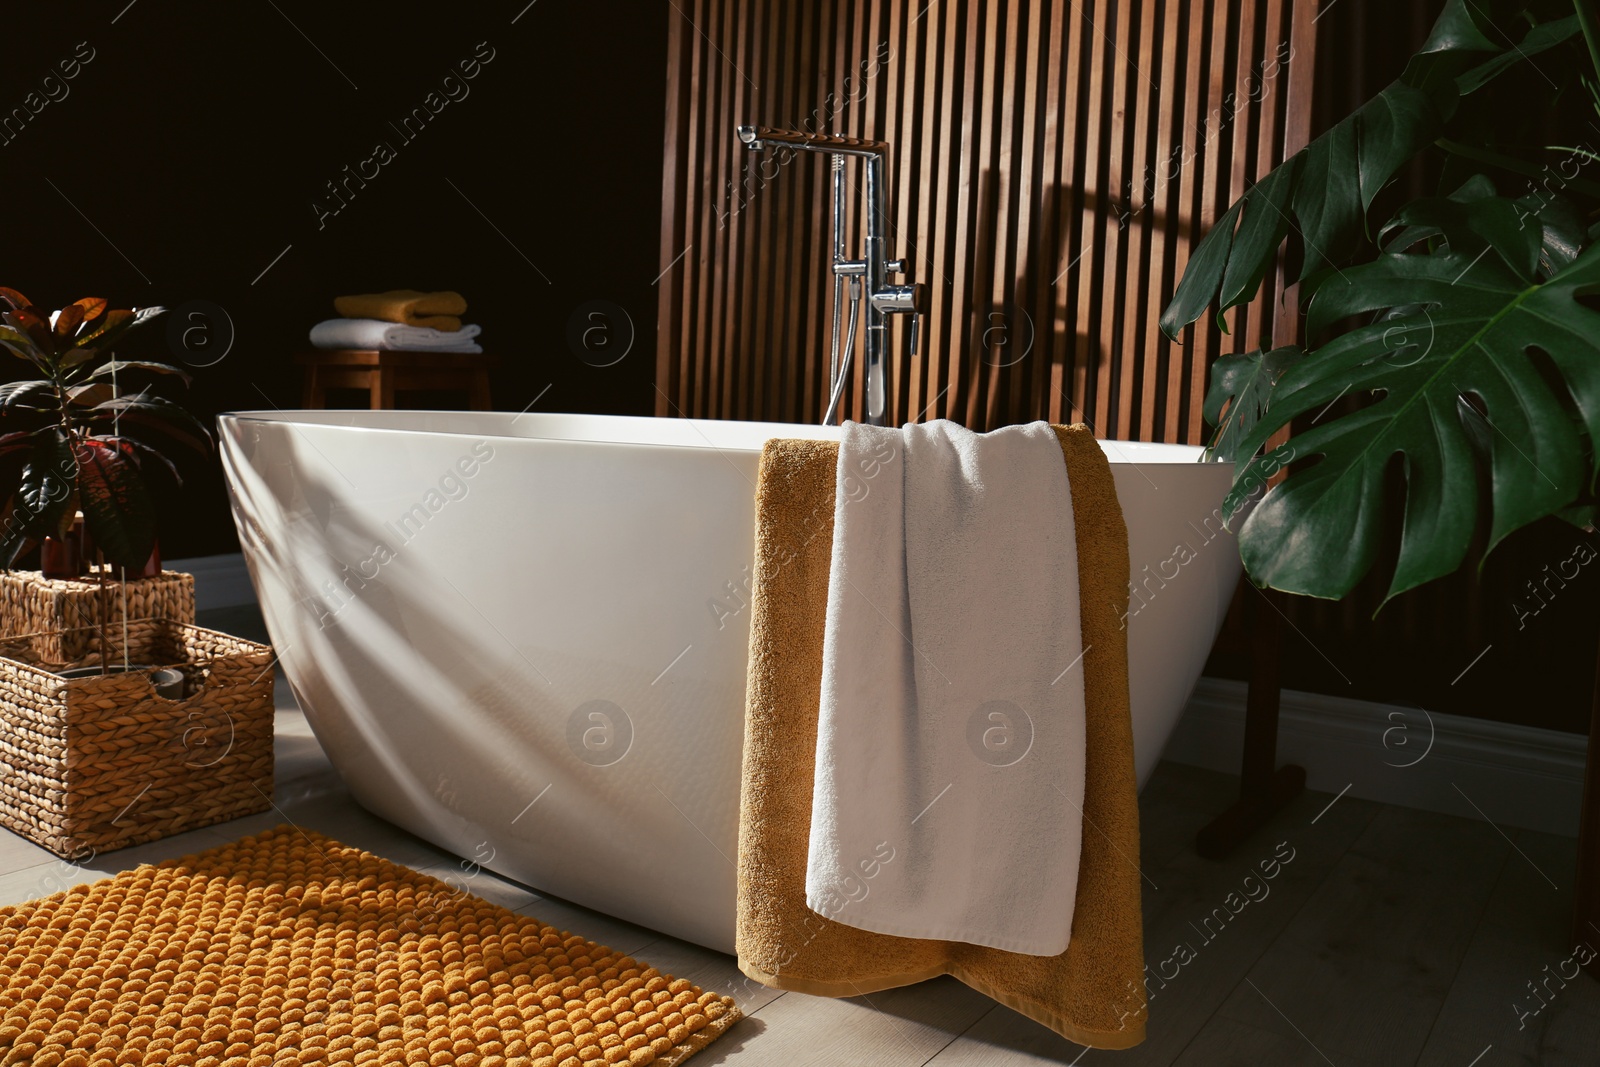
[805,419,1086,956]
[309,318,483,353]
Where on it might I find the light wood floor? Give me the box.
[0,605,1592,1066]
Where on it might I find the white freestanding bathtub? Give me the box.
[219,410,1241,952]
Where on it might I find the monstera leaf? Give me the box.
[1159,1,1582,338]
[1225,240,1600,603]
[1203,346,1306,461]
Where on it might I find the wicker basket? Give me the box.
[0,619,274,857]
[0,569,196,667]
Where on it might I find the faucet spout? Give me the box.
[737,122,920,428]
[736,125,889,158]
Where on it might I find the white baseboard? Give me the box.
[168,553,256,612]
[1164,677,1588,837]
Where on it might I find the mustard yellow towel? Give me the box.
[736,424,1145,1049]
[334,289,468,332]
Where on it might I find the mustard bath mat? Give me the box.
[0,825,740,1066]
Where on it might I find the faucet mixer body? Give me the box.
[736,125,925,427]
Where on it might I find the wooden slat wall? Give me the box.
[655,0,1319,437]
[656,0,1600,735]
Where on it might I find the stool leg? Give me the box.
[469,369,491,411]
[303,367,323,409]
[371,367,395,410]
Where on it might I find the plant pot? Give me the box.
[0,569,195,666]
[41,513,89,580]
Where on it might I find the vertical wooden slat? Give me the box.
[1227,0,1261,352]
[1003,0,1046,428]
[738,0,762,420]
[655,3,690,415]
[1138,1,1184,440]
[1248,0,1290,353]
[969,0,1010,427]
[1192,0,1234,443]
[1028,0,1066,426]
[761,0,794,424]
[1069,2,1109,430]
[688,0,720,417]
[1049,2,1089,425]
[925,0,965,423]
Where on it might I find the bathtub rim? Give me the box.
[218,409,1220,466]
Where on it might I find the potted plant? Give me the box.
[1162,0,1600,605]
[0,289,274,857]
[0,288,209,569]
[0,288,210,665]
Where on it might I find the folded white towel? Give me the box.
[309,318,483,353]
[805,419,1086,956]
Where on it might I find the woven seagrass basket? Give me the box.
[0,569,196,666]
[0,618,274,857]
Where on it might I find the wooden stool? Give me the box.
[296,349,496,410]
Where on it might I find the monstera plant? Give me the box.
[1164,0,1600,606]
[0,288,210,571]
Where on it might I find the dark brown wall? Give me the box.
[1,2,670,559]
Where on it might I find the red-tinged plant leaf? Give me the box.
[78,360,193,387]
[66,383,114,407]
[89,393,213,454]
[0,327,35,360]
[106,434,182,486]
[0,431,35,455]
[73,307,132,347]
[73,436,155,569]
[65,306,166,370]
[0,381,59,413]
[0,289,32,313]
[5,428,76,564]
[0,499,29,570]
[71,297,107,324]
[0,390,60,436]
[5,308,57,359]
[53,304,84,339]
[86,412,210,458]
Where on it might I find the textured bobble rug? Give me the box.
[0,825,740,1067]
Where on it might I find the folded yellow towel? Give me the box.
[333,289,468,332]
[736,423,1145,1049]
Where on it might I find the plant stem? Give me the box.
[1436,137,1600,197]
[1575,0,1600,85]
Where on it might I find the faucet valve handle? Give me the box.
[887,258,907,274]
[870,282,925,315]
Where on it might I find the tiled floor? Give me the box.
[0,606,1593,1065]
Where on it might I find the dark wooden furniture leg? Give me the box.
[303,366,324,409]
[1196,583,1308,859]
[1576,630,1600,977]
[371,366,395,410]
[468,368,492,411]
